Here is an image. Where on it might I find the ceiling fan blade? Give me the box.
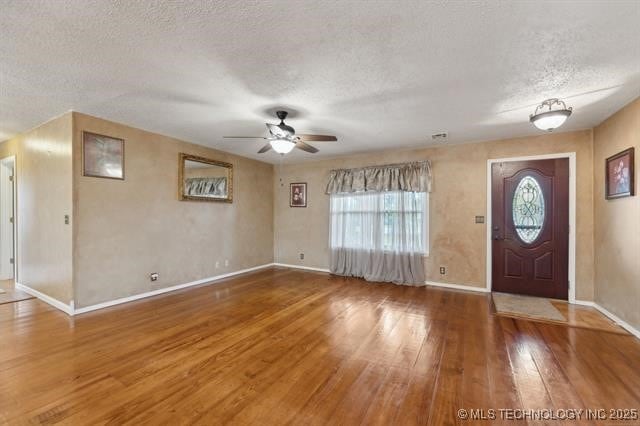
[266,123,293,138]
[223,136,267,139]
[296,134,337,142]
[257,143,272,154]
[295,141,319,153]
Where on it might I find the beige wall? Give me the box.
[593,98,640,330]
[72,113,274,308]
[0,139,18,159]
[5,104,636,322]
[0,114,74,304]
[274,130,595,300]
[184,165,229,179]
[6,103,636,320]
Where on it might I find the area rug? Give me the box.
[493,292,566,323]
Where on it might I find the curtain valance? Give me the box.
[325,161,432,194]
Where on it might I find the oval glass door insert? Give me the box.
[512,176,545,243]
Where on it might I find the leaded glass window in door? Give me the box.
[512,176,545,243]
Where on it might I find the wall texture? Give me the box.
[274,130,595,300]
[5,103,636,321]
[0,141,18,165]
[0,114,74,304]
[593,98,640,330]
[72,113,274,308]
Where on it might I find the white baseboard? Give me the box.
[74,263,275,315]
[273,263,331,273]
[274,266,489,295]
[14,283,74,315]
[425,280,490,293]
[18,263,640,340]
[572,299,595,307]
[571,299,639,339]
[592,302,640,339]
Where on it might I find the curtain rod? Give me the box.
[329,160,429,173]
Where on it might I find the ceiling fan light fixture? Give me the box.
[270,138,295,154]
[529,98,573,131]
[224,110,337,155]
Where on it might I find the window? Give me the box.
[512,175,545,244]
[330,191,429,255]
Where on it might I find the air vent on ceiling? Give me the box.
[431,132,448,142]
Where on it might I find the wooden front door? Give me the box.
[491,159,569,299]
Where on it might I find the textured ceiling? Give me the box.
[1,0,639,163]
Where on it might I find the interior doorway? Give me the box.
[0,156,16,282]
[489,156,571,300]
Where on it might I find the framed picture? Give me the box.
[605,147,634,199]
[83,131,125,180]
[290,182,307,207]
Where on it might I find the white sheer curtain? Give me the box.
[329,190,427,285]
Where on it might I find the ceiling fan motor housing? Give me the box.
[279,123,295,135]
[275,111,295,135]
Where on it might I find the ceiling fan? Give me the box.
[224,110,337,154]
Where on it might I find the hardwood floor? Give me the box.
[0,279,34,305]
[0,279,14,291]
[1,267,639,425]
[550,300,628,334]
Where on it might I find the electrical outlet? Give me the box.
[150,273,159,282]
[215,261,220,269]
[439,267,446,275]
[224,259,229,267]
[299,253,304,260]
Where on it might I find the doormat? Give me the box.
[493,292,566,323]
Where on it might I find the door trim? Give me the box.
[486,152,576,303]
[0,155,17,281]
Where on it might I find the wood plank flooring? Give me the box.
[0,279,34,305]
[0,267,638,425]
[0,279,14,291]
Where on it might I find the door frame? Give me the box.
[0,155,17,281]
[486,152,576,303]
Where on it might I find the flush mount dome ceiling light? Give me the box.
[529,98,573,132]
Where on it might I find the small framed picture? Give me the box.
[290,182,307,207]
[83,131,125,180]
[605,147,634,200]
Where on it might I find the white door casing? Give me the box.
[486,152,577,303]
[0,156,15,280]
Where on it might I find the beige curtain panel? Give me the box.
[325,161,432,194]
